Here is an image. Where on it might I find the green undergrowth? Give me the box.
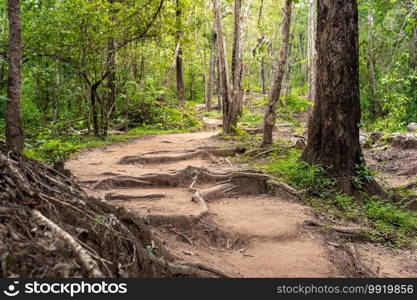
[247,145,417,248]
[239,107,263,128]
[24,126,192,166]
[24,103,202,166]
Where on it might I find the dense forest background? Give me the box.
[0,0,415,165]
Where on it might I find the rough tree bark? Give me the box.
[261,0,292,147]
[6,0,24,153]
[301,0,382,195]
[176,0,185,101]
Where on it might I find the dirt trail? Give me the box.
[67,118,417,278]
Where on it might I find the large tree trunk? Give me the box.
[301,0,381,195]
[176,0,185,101]
[6,0,24,153]
[213,0,234,133]
[261,0,292,147]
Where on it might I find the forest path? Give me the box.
[66,114,417,278]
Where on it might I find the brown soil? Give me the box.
[66,117,417,278]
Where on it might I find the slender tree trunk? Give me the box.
[301,0,381,195]
[367,13,378,118]
[307,0,317,99]
[6,0,24,153]
[0,55,5,91]
[107,39,116,116]
[261,0,292,147]
[176,0,185,101]
[257,0,266,95]
[231,0,243,119]
[90,84,100,137]
[307,0,317,126]
[213,0,234,132]
[206,29,217,111]
[216,56,222,110]
[260,57,266,94]
[284,5,298,105]
[232,0,254,118]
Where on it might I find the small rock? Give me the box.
[359,134,368,146]
[407,123,417,132]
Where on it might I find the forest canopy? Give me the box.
[0,0,415,143]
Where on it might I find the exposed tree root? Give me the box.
[152,257,229,278]
[170,261,230,278]
[0,142,231,278]
[344,245,378,277]
[31,209,104,278]
[93,176,151,190]
[105,193,166,201]
[92,166,271,193]
[118,147,245,165]
[397,163,417,176]
[92,167,301,204]
[199,183,237,201]
[304,220,367,238]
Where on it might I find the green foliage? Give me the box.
[25,138,81,166]
[353,156,374,190]
[260,148,334,195]
[285,93,311,113]
[359,0,417,132]
[239,107,262,127]
[0,95,6,132]
[127,99,201,131]
[24,101,201,166]
[365,197,417,245]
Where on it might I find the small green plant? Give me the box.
[92,215,102,226]
[353,156,373,190]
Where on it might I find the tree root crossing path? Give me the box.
[67,123,417,278]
